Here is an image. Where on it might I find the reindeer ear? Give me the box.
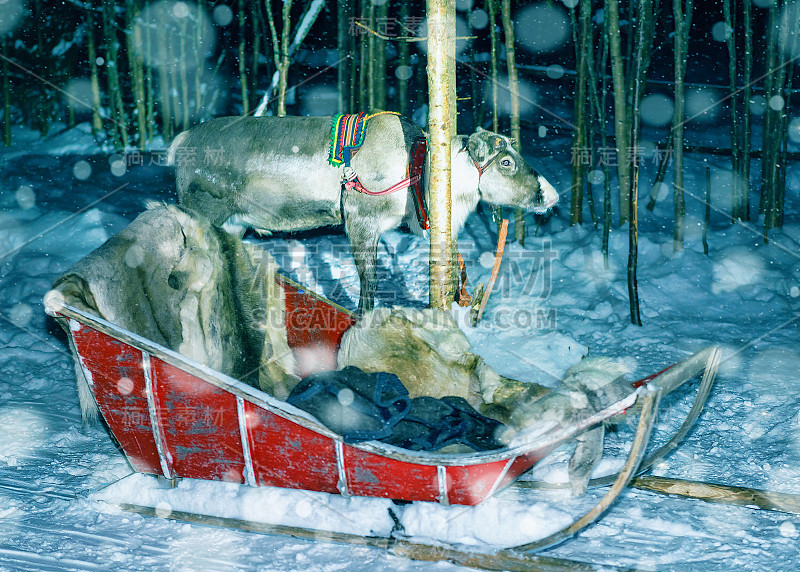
[467,132,489,162]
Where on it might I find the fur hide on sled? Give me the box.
[338,306,636,495]
[45,203,299,423]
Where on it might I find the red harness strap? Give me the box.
[344,137,430,231]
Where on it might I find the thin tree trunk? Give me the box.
[397,3,409,116]
[374,2,387,109]
[599,13,612,265]
[487,0,502,236]
[672,0,692,251]
[33,0,52,135]
[703,163,711,255]
[251,0,262,113]
[583,3,599,228]
[86,9,103,138]
[127,0,147,149]
[570,0,591,225]
[2,38,10,147]
[195,2,206,116]
[239,0,249,116]
[645,138,674,210]
[104,2,128,148]
[144,17,155,143]
[763,1,786,232]
[468,1,480,128]
[337,0,351,114]
[366,1,375,109]
[607,0,631,225]
[179,17,190,130]
[357,0,367,110]
[628,0,651,327]
[427,0,456,311]
[277,0,293,116]
[501,0,525,245]
[775,4,795,228]
[723,0,741,221]
[741,0,752,219]
[488,0,499,133]
[156,22,172,141]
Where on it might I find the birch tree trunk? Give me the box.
[607,0,631,225]
[427,0,457,311]
[501,0,525,245]
[672,0,692,251]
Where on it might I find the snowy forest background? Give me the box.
[2,0,799,247]
[3,0,800,570]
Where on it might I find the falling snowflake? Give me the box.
[73,160,92,181]
[515,4,570,53]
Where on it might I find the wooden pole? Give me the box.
[427,0,456,311]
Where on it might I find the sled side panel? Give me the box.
[71,322,163,475]
[445,459,516,505]
[280,281,357,377]
[244,401,340,493]
[150,357,246,483]
[342,446,439,502]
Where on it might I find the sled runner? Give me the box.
[47,270,720,555]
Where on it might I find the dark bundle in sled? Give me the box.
[287,366,505,452]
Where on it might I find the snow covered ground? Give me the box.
[1,120,800,571]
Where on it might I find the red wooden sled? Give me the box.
[49,275,719,516]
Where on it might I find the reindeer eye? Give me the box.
[501,158,512,167]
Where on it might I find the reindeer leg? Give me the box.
[346,221,380,314]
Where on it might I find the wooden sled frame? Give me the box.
[117,346,721,569]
